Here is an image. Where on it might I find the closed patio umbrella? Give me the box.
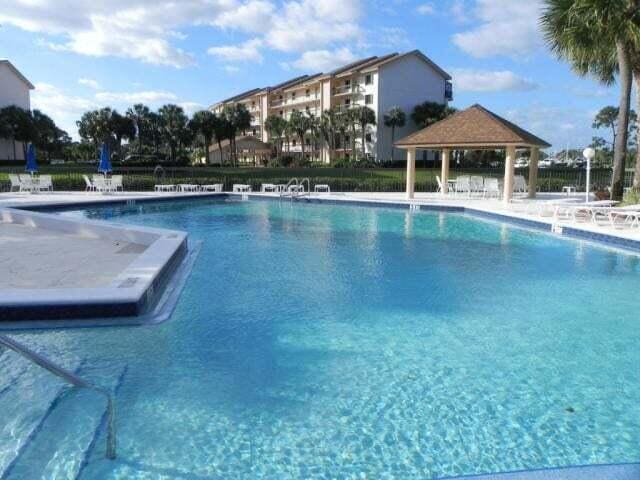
[25,143,37,174]
[98,143,112,174]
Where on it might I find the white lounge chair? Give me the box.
[455,176,471,197]
[201,184,223,192]
[553,201,618,222]
[155,184,175,192]
[18,174,36,193]
[233,184,252,193]
[83,175,96,192]
[314,184,330,193]
[483,178,501,199]
[92,175,109,193]
[110,175,123,193]
[435,175,443,193]
[261,183,276,192]
[9,174,22,192]
[514,175,528,194]
[38,175,53,192]
[177,184,200,192]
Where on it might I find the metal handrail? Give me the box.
[0,335,116,460]
[280,178,299,198]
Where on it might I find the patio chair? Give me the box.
[261,183,276,192]
[514,175,528,194]
[110,175,124,192]
[314,184,330,194]
[38,175,53,192]
[18,174,36,193]
[92,175,108,193]
[553,200,618,222]
[233,184,252,193]
[201,184,223,192]
[154,184,175,192]
[483,178,501,199]
[455,176,471,197]
[8,174,21,192]
[470,176,484,196]
[436,175,443,193]
[83,175,96,192]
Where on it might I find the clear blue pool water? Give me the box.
[3,198,640,479]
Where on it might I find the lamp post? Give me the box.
[583,147,595,203]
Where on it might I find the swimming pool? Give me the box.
[2,197,639,479]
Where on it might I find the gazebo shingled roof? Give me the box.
[396,104,551,149]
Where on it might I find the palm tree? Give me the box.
[1,105,35,160]
[158,104,189,163]
[264,115,287,164]
[345,108,359,161]
[383,106,406,161]
[411,101,457,129]
[126,104,151,155]
[288,110,309,159]
[541,0,640,200]
[110,111,136,161]
[355,106,376,160]
[320,109,339,163]
[213,114,230,165]
[32,109,60,162]
[190,110,218,164]
[222,104,251,166]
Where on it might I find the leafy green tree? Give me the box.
[110,111,136,161]
[592,106,638,150]
[0,105,34,159]
[383,106,406,161]
[189,110,218,164]
[158,104,189,163]
[411,101,456,129]
[355,106,376,160]
[264,115,287,163]
[126,104,152,154]
[32,110,68,161]
[541,0,640,199]
[222,104,251,165]
[319,108,340,163]
[288,110,310,159]
[77,108,114,155]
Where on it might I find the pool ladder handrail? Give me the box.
[0,334,117,460]
[280,178,310,199]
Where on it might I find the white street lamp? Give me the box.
[583,147,596,203]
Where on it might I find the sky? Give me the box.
[0,0,623,151]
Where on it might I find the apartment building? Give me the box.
[0,60,34,161]
[210,50,452,163]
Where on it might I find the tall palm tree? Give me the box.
[189,110,218,164]
[110,111,136,161]
[264,115,287,164]
[355,106,376,160]
[345,108,359,161]
[288,110,309,159]
[383,106,406,161]
[126,104,151,155]
[541,0,640,200]
[158,104,188,163]
[320,109,339,163]
[411,101,456,129]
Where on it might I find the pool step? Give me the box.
[1,362,127,480]
[0,349,81,479]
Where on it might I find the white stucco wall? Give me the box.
[376,53,447,162]
[0,62,32,160]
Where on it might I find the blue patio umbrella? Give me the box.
[25,143,38,174]
[98,143,112,174]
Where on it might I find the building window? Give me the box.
[305,89,310,96]
[365,133,372,142]
[252,129,257,136]
[292,139,297,146]
[279,110,284,116]
[345,79,351,87]
[345,99,351,106]
[251,101,255,107]
[365,74,372,85]
[365,94,373,105]
[292,92,296,99]
[279,95,283,100]
[445,80,453,101]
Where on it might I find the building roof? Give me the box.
[209,135,272,152]
[395,104,551,149]
[361,50,451,80]
[282,73,324,92]
[0,60,35,89]
[267,75,311,93]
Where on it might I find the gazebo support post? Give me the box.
[405,147,416,200]
[503,145,516,203]
[527,147,539,199]
[441,148,450,196]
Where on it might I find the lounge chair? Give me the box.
[83,175,96,192]
[201,184,223,192]
[9,174,21,192]
[314,184,330,194]
[435,175,443,193]
[92,175,108,193]
[470,176,484,196]
[523,197,582,217]
[554,201,619,223]
[177,184,200,192]
[261,183,276,192]
[111,175,123,192]
[455,176,471,197]
[514,175,528,194]
[18,174,36,193]
[233,184,252,193]
[154,184,175,192]
[38,175,53,192]
[483,178,501,199]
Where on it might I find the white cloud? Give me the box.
[207,38,263,63]
[416,3,435,15]
[178,101,205,115]
[212,0,275,33]
[289,48,358,71]
[0,1,237,67]
[452,0,543,58]
[95,90,179,104]
[31,82,97,138]
[223,65,241,74]
[451,69,539,92]
[78,77,100,90]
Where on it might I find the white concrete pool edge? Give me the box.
[0,207,189,321]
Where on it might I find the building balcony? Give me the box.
[332,84,363,96]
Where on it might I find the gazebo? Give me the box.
[395,104,551,203]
